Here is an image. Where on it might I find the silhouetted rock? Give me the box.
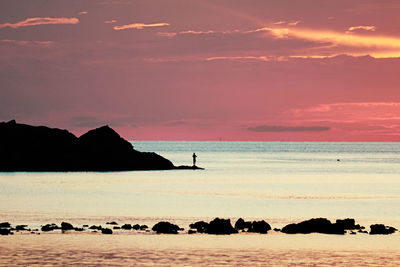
[152,222,180,234]
[89,225,102,230]
[113,226,121,230]
[248,220,271,234]
[188,230,196,234]
[370,224,397,235]
[206,218,238,235]
[61,222,74,230]
[0,228,10,235]
[282,218,345,235]
[101,228,113,234]
[0,120,175,171]
[41,223,59,232]
[234,218,252,231]
[106,221,118,225]
[0,222,11,228]
[15,225,28,231]
[140,225,148,230]
[335,218,362,230]
[121,224,132,230]
[189,221,209,233]
[274,228,281,232]
[132,224,140,230]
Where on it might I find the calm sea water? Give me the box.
[1,141,400,266]
[1,141,400,227]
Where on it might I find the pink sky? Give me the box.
[1,0,400,141]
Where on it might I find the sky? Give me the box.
[1,0,400,141]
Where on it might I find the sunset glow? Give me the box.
[0,0,399,141]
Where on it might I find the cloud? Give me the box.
[0,17,79,29]
[248,125,331,132]
[104,20,117,24]
[78,11,88,15]
[113,22,170,31]
[206,56,270,62]
[1,39,53,46]
[347,25,377,32]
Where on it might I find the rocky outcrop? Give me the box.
[189,218,238,235]
[370,224,397,235]
[282,218,345,234]
[152,221,181,234]
[0,120,176,171]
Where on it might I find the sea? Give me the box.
[1,141,400,266]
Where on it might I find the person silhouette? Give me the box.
[192,153,197,166]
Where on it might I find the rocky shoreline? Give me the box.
[0,218,397,236]
[0,120,203,171]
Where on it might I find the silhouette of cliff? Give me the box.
[0,120,174,171]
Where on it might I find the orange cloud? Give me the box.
[104,20,117,24]
[78,11,88,15]
[0,17,79,29]
[113,22,170,30]
[1,39,53,46]
[347,25,377,32]
[206,56,270,62]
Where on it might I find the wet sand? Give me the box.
[1,233,400,266]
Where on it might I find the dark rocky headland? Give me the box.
[0,120,202,171]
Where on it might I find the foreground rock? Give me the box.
[0,120,175,171]
[370,224,397,235]
[189,218,238,235]
[282,218,347,234]
[234,218,271,233]
[152,222,181,234]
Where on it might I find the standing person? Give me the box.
[192,153,197,166]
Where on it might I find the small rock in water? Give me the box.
[15,225,28,231]
[248,220,271,234]
[140,225,148,230]
[101,228,113,234]
[106,221,118,225]
[89,225,102,230]
[0,222,11,228]
[41,223,59,232]
[0,228,11,235]
[132,224,140,230]
[189,221,209,233]
[370,224,397,235]
[206,218,238,235]
[121,224,132,230]
[61,222,74,230]
[152,222,180,234]
[113,226,121,230]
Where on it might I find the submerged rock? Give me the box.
[152,222,181,234]
[370,224,397,235]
